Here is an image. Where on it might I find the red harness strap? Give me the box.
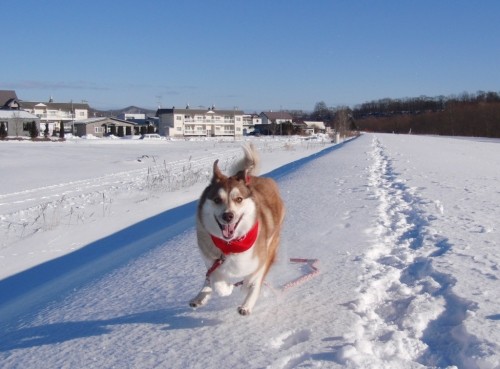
[210,221,259,255]
[205,255,244,287]
[205,222,259,285]
[205,256,225,282]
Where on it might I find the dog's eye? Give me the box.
[234,196,243,203]
[213,197,222,204]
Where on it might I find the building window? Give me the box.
[176,116,182,120]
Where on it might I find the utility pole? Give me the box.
[71,99,74,136]
[280,105,283,135]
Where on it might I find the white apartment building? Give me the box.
[156,106,244,137]
[242,114,262,135]
[21,99,89,134]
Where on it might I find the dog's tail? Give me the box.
[232,143,260,177]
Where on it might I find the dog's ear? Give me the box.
[235,169,251,185]
[212,159,226,183]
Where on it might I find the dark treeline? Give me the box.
[290,91,500,138]
[354,91,500,137]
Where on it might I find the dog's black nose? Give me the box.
[222,212,234,222]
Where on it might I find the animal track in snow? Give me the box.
[342,137,479,368]
[268,329,312,369]
[270,329,311,350]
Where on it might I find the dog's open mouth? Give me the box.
[215,215,243,239]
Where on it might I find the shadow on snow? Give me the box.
[0,138,356,344]
[0,307,222,351]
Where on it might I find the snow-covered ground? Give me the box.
[0,133,499,369]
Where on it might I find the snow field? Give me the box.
[1,133,499,368]
[340,135,500,369]
[0,137,331,279]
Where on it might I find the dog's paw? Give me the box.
[189,300,202,308]
[238,306,251,316]
[189,290,211,308]
[213,280,234,297]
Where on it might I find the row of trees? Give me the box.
[354,91,500,137]
[292,90,500,138]
[0,121,40,139]
[352,90,500,119]
[0,120,67,140]
[357,100,500,137]
[287,101,357,137]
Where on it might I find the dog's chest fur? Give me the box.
[220,251,259,279]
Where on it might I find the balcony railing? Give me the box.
[184,119,235,124]
[183,129,239,136]
[184,130,207,136]
[36,112,75,121]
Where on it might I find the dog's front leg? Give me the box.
[189,279,212,308]
[238,283,261,315]
[238,269,265,315]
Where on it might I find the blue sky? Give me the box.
[2,0,499,112]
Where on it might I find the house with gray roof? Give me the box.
[259,111,294,125]
[73,117,139,138]
[0,90,20,110]
[0,110,40,137]
[0,90,41,137]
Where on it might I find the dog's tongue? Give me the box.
[222,223,236,239]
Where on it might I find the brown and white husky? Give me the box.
[189,144,285,315]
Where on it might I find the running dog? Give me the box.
[189,144,285,315]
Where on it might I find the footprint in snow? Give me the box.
[270,329,311,350]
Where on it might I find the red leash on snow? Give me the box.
[281,258,320,292]
[205,257,320,292]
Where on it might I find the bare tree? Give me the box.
[334,107,352,137]
[12,112,23,137]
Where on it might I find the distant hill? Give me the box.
[89,106,157,118]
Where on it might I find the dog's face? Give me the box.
[199,160,257,240]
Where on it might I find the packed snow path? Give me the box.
[1,134,499,369]
[344,138,485,368]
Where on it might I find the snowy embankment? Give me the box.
[0,137,328,279]
[1,134,499,369]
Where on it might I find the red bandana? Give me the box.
[210,221,259,255]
